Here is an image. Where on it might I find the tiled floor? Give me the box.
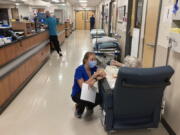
[0,30,169,135]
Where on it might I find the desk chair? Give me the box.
[98,66,174,131]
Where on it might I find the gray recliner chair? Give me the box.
[98,66,174,131]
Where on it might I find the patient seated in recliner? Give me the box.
[111,56,142,68]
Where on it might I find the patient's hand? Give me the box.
[96,69,106,80]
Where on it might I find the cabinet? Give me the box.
[12,22,34,36]
[0,31,49,67]
[0,31,50,113]
[0,45,50,111]
[65,22,71,37]
[57,24,65,45]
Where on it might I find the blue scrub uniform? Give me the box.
[45,17,58,36]
[71,64,101,115]
[71,65,97,97]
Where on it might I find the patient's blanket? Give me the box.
[90,29,106,38]
[92,36,119,50]
[92,36,118,45]
[105,66,119,89]
[91,29,105,35]
[92,36,118,44]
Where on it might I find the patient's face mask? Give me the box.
[88,60,97,68]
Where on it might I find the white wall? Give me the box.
[116,0,128,58]
[154,0,180,134]
[0,4,15,23]
[138,0,147,59]
[17,5,31,18]
[136,0,180,134]
[96,0,128,59]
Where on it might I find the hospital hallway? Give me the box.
[0,30,169,135]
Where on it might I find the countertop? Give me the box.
[0,30,47,49]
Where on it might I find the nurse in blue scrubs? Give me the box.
[71,52,105,118]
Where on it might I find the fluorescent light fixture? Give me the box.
[10,0,25,2]
[79,0,88,2]
[15,3,20,5]
[52,0,60,3]
[56,3,66,6]
[80,3,87,7]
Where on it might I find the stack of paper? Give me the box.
[80,83,97,103]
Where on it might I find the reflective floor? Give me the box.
[0,30,168,135]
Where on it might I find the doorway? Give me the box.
[54,9,64,23]
[101,5,105,29]
[110,1,117,35]
[0,9,10,24]
[75,10,95,30]
[129,0,144,57]
[142,0,161,67]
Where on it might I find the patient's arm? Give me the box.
[111,60,124,67]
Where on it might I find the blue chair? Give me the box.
[98,66,174,131]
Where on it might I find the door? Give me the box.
[142,0,161,67]
[102,5,105,29]
[75,11,85,30]
[130,0,144,57]
[11,8,19,20]
[110,2,117,35]
[0,8,10,24]
[85,11,95,30]
[54,9,64,23]
[76,10,95,30]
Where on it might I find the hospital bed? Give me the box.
[92,36,121,66]
[90,29,106,39]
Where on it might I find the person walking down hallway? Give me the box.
[45,11,62,57]
[90,15,95,30]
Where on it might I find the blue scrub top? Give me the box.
[71,65,97,97]
[45,17,58,36]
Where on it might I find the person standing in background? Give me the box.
[45,11,62,57]
[90,15,95,31]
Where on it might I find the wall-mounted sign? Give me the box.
[118,5,126,23]
[104,5,109,24]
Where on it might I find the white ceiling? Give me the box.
[0,0,101,7]
[68,0,101,7]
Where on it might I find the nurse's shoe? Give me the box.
[59,53,63,57]
[74,111,82,118]
[74,104,83,118]
[86,108,94,116]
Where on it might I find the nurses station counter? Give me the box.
[0,31,50,113]
[57,23,65,45]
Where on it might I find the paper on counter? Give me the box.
[80,83,97,103]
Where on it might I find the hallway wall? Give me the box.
[154,0,180,134]
[137,0,180,134]
[116,0,128,58]
[95,4,102,29]
[96,0,180,134]
[96,0,128,59]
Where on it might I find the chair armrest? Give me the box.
[98,79,114,130]
[99,78,112,94]
[98,79,113,110]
